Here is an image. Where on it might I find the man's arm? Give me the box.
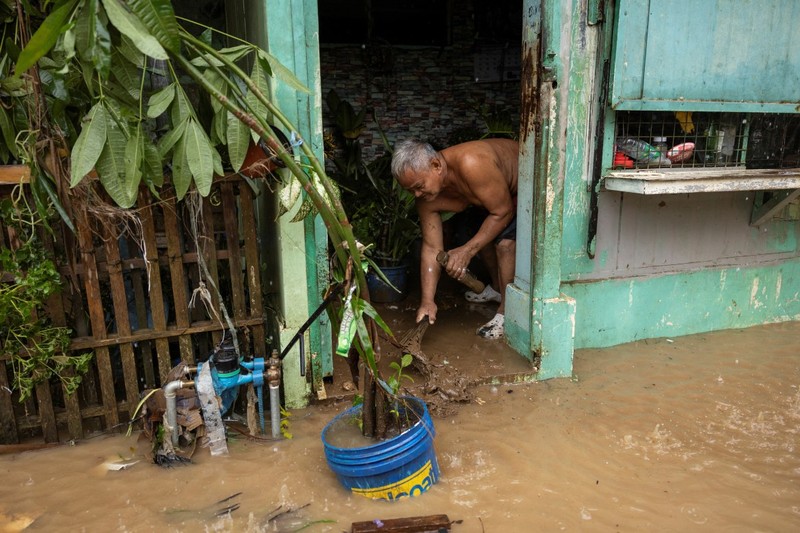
[444,160,514,277]
[417,202,444,324]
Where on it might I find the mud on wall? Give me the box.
[319,1,521,159]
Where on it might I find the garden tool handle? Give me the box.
[436,251,485,294]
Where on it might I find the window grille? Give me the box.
[613,111,800,171]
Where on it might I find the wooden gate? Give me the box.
[0,174,275,444]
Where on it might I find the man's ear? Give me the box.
[431,156,442,172]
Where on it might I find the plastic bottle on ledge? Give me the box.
[616,137,671,167]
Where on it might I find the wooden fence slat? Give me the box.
[221,183,246,320]
[67,316,268,350]
[43,230,84,440]
[201,196,223,346]
[129,267,156,388]
[239,184,266,355]
[103,227,141,417]
[33,382,57,442]
[75,209,119,429]
[163,196,195,364]
[138,193,172,381]
[0,362,18,444]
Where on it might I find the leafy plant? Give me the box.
[325,90,419,266]
[387,353,414,395]
[0,190,91,402]
[5,0,402,439]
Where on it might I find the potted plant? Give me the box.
[325,90,420,301]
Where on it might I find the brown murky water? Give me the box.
[2,321,799,532]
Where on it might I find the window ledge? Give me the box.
[602,167,800,195]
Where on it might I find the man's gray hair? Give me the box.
[391,139,438,178]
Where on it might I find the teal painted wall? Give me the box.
[509,0,800,370]
[566,260,800,349]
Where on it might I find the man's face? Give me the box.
[398,162,441,201]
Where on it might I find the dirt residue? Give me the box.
[397,320,473,417]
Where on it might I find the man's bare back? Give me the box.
[392,138,519,337]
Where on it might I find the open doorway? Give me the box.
[317,1,534,400]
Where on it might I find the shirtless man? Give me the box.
[391,138,518,339]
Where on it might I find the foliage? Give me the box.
[325,89,419,265]
[0,190,91,402]
[3,0,400,435]
[387,353,413,395]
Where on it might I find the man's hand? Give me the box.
[417,301,438,324]
[444,246,473,281]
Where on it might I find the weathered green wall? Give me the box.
[566,260,800,348]
[509,0,800,375]
[227,0,329,407]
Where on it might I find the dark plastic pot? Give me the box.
[366,264,408,303]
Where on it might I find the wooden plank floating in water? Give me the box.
[351,514,452,533]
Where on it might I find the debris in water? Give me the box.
[395,320,473,417]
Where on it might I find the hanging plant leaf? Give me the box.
[171,137,191,200]
[118,35,145,67]
[14,0,78,76]
[185,119,214,196]
[100,0,168,60]
[96,112,137,207]
[142,139,163,187]
[128,0,180,54]
[226,110,250,172]
[70,102,107,186]
[256,49,310,94]
[170,85,193,128]
[291,197,319,223]
[124,123,144,196]
[157,117,187,158]
[0,106,18,160]
[75,0,112,80]
[190,44,251,67]
[278,175,303,217]
[110,50,143,100]
[146,83,175,118]
[245,58,269,142]
[203,69,227,113]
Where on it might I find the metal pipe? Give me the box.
[164,380,193,446]
[270,383,281,438]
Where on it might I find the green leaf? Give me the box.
[124,123,144,197]
[0,106,18,160]
[245,59,269,142]
[146,83,175,118]
[142,139,163,187]
[185,120,214,196]
[226,111,250,172]
[75,0,111,80]
[170,86,193,127]
[15,0,79,76]
[278,175,303,217]
[128,0,180,54]
[100,0,168,59]
[156,117,187,158]
[70,102,107,187]
[118,35,145,66]
[110,51,142,100]
[257,49,310,94]
[96,111,137,207]
[171,137,191,200]
[189,44,251,68]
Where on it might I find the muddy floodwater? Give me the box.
[1,321,799,532]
